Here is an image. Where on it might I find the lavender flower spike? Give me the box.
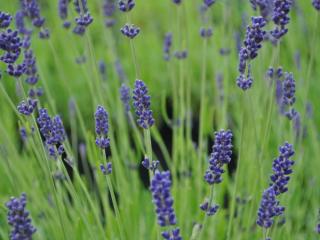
[163,32,172,61]
[0,11,12,28]
[100,162,112,175]
[120,24,140,39]
[118,0,135,12]
[313,0,320,11]
[133,80,155,129]
[95,105,111,149]
[256,186,284,228]
[150,170,177,227]
[6,193,37,240]
[282,72,297,120]
[120,83,131,112]
[270,142,295,195]
[270,0,292,39]
[204,129,233,185]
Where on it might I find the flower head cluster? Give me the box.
[23,49,38,85]
[120,83,131,112]
[204,0,215,7]
[200,27,213,38]
[313,0,320,10]
[162,228,182,240]
[316,209,320,233]
[0,11,12,28]
[174,50,188,60]
[172,0,182,5]
[256,187,284,228]
[58,0,71,28]
[270,142,295,195]
[133,80,155,129]
[251,0,273,20]
[103,0,116,27]
[150,170,177,227]
[237,16,267,90]
[6,193,37,240]
[100,162,112,175]
[118,0,135,12]
[200,200,219,216]
[20,0,45,28]
[73,0,93,36]
[0,29,22,64]
[120,24,140,39]
[163,32,173,61]
[142,157,159,172]
[17,98,37,116]
[204,129,233,185]
[282,72,297,120]
[270,0,292,39]
[95,105,110,149]
[37,108,66,158]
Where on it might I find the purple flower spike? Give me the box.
[204,129,233,185]
[142,157,159,172]
[204,0,215,7]
[256,187,284,228]
[200,27,213,38]
[120,24,140,39]
[133,80,155,129]
[74,0,89,14]
[118,0,135,12]
[23,50,39,85]
[172,0,182,5]
[100,162,112,175]
[120,83,131,112]
[58,0,69,20]
[174,50,188,60]
[282,72,297,120]
[150,171,177,227]
[0,29,23,64]
[17,98,37,116]
[200,200,219,216]
[270,142,295,195]
[270,0,292,39]
[20,0,46,28]
[7,64,26,77]
[313,0,320,10]
[163,32,172,61]
[237,16,267,90]
[6,193,37,240]
[95,105,111,149]
[316,209,320,233]
[162,228,182,240]
[0,11,12,28]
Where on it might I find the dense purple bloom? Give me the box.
[282,72,297,119]
[133,80,155,129]
[37,108,66,157]
[120,83,131,112]
[142,157,159,172]
[162,228,182,240]
[251,0,273,19]
[120,24,140,39]
[0,29,22,64]
[204,129,233,185]
[118,0,135,12]
[163,32,172,61]
[7,64,26,77]
[23,50,38,85]
[28,87,43,98]
[73,25,86,35]
[20,0,46,28]
[313,0,320,10]
[236,65,253,90]
[237,16,266,90]
[75,13,93,27]
[270,142,295,195]
[256,187,284,228]
[204,0,215,7]
[58,0,69,20]
[200,27,213,38]
[95,105,110,149]
[6,193,37,240]
[174,50,188,60]
[17,98,37,116]
[270,0,292,39]
[100,162,112,175]
[200,200,219,216]
[150,170,177,227]
[0,11,12,28]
